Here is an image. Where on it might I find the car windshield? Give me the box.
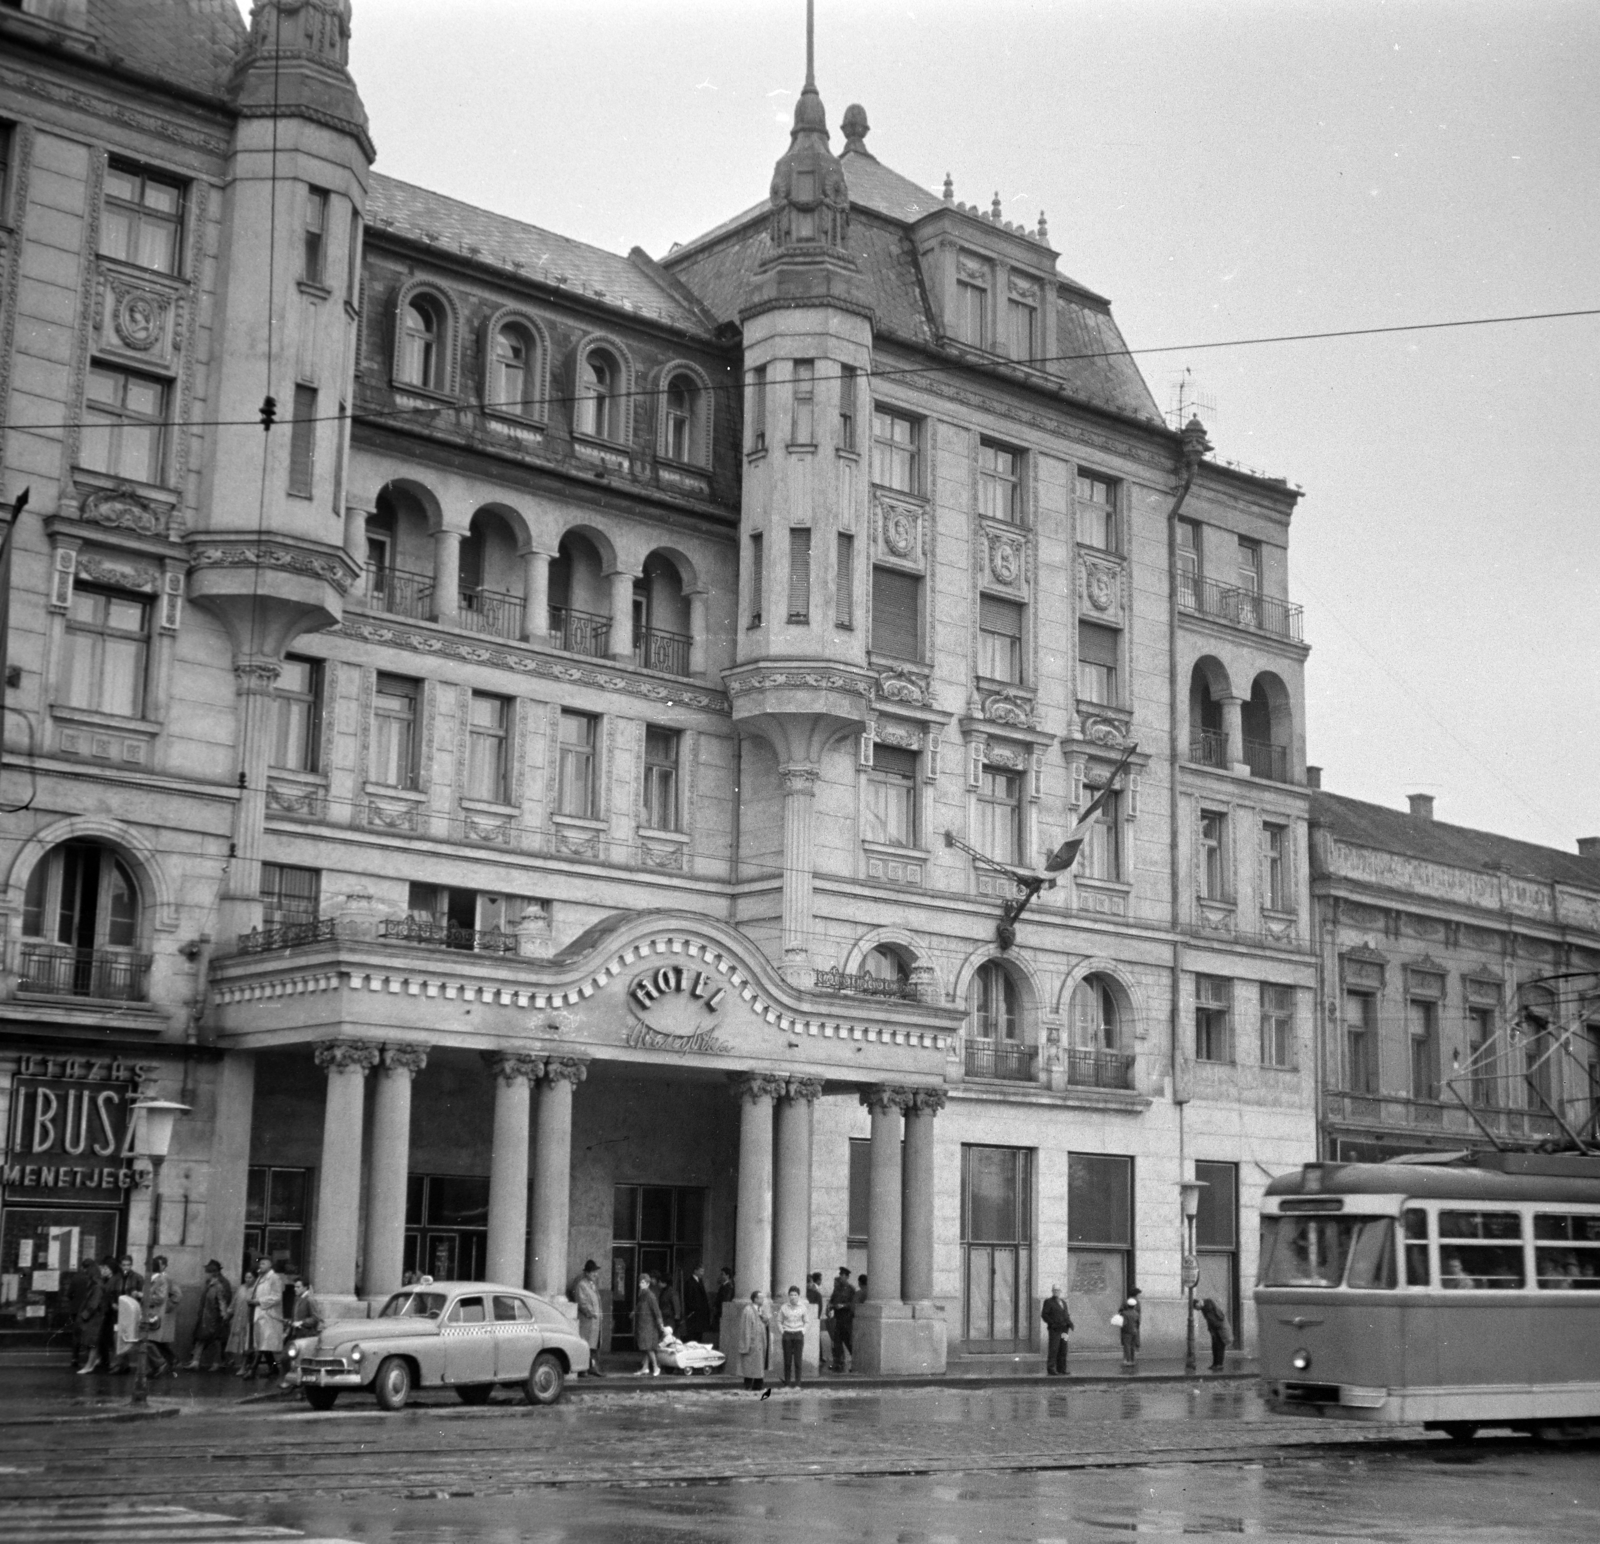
[379,1290,447,1319]
[1259,1216,1395,1288]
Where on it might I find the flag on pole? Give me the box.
[1043,743,1137,873]
[0,488,28,759]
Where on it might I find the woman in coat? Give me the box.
[74,1263,109,1373]
[1118,1286,1142,1371]
[247,1258,285,1379]
[737,1289,770,1390]
[633,1272,664,1377]
[226,1269,256,1372]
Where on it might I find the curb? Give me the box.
[0,1403,181,1427]
[565,1369,1258,1396]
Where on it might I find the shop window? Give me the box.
[1195,1160,1239,1344]
[60,587,149,719]
[1068,1152,1134,1340]
[557,710,598,819]
[1195,975,1233,1062]
[371,673,420,789]
[642,726,680,832]
[101,160,185,274]
[270,656,322,772]
[870,408,920,493]
[961,1145,1033,1350]
[81,365,168,486]
[864,743,917,847]
[260,863,319,927]
[870,567,921,661]
[245,1166,310,1275]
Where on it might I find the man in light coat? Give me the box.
[141,1255,181,1378]
[737,1289,770,1391]
[574,1259,605,1377]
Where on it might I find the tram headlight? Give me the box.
[1291,1348,1312,1372]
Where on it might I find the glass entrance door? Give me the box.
[961,1145,1033,1350]
[403,1174,489,1284]
[610,1184,705,1350]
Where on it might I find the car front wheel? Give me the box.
[526,1351,565,1406]
[374,1356,412,1411]
[303,1387,339,1411]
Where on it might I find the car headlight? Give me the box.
[350,1345,363,1362]
[286,1343,300,1360]
[1291,1348,1311,1372]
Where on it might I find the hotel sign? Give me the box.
[625,964,732,1055]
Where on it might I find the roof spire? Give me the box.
[767,0,850,253]
[806,0,815,90]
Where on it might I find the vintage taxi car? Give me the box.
[288,1281,590,1410]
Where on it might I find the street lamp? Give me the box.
[1178,1178,1208,1377]
[129,1097,189,1407]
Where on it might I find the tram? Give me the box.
[1254,1149,1600,1439]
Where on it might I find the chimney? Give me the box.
[1305,766,1322,790]
[1578,837,1600,860]
[1408,793,1435,821]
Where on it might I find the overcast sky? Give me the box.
[345,0,1599,853]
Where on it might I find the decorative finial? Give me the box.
[991,191,1003,222]
[943,172,954,204]
[1037,210,1049,243]
[841,103,871,156]
[806,0,815,90]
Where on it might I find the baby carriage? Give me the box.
[656,1330,726,1375]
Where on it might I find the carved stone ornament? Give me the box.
[382,1044,429,1076]
[79,487,168,538]
[984,742,1029,771]
[543,1056,590,1088]
[780,765,820,794]
[987,534,1022,587]
[1080,714,1129,748]
[876,668,928,706]
[732,1072,790,1104]
[860,1085,915,1115]
[366,800,419,833]
[233,659,283,693]
[982,692,1034,729]
[957,254,990,286]
[905,1086,948,1115]
[555,826,600,859]
[266,780,323,817]
[483,1050,545,1085]
[882,506,917,559]
[640,840,684,870]
[188,543,356,595]
[74,554,158,593]
[784,1076,825,1103]
[313,1039,381,1074]
[111,284,168,352]
[873,721,921,750]
[1084,561,1116,613]
[726,668,873,699]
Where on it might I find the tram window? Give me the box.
[1346,1219,1397,1289]
[1438,1210,1525,1289]
[1403,1208,1430,1286]
[1260,1217,1358,1287]
[1534,1215,1600,1290]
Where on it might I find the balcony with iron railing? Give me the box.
[548,605,612,659]
[459,587,524,641]
[18,945,151,1002]
[964,1039,1039,1083]
[1188,728,1229,769]
[1243,738,1290,783]
[634,627,692,678]
[363,563,434,621]
[1325,1089,1564,1142]
[1065,1047,1136,1090]
[1179,574,1303,642]
[813,968,919,1002]
[238,919,339,954]
[377,915,519,954]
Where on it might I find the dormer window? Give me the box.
[954,258,989,348]
[399,297,441,390]
[1007,289,1037,361]
[576,349,620,441]
[493,327,529,413]
[664,378,691,459]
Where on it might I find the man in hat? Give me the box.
[827,1265,856,1373]
[574,1259,604,1376]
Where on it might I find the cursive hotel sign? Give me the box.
[625,964,732,1055]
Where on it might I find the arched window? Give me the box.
[1070,974,1121,1051]
[971,961,1019,1042]
[399,298,440,389]
[21,841,145,1000]
[490,322,542,417]
[576,350,618,440]
[863,946,911,996]
[663,372,698,463]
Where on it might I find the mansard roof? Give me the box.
[365,174,716,338]
[1311,790,1600,894]
[84,0,249,100]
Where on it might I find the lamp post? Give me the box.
[1178,1178,1207,1377]
[129,1097,189,1407]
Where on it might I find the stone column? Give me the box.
[776,1076,823,1374]
[606,568,637,662]
[779,765,819,983]
[484,1051,542,1288]
[343,503,371,569]
[363,1044,426,1300]
[529,1057,587,1301]
[1220,693,1249,774]
[202,1051,255,1279]
[520,547,554,643]
[732,1074,783,1298]
[431,527,462,624]
[862,1086,906,1305]
[311,1040,380,1298]
[901,1088,945,1306]
[686,588,708,677]
[218,658,280,943]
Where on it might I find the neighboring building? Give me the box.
[0,0,1319,1364]
[1311,788,1600,1162]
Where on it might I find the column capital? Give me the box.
[542,1056,589,1088]
[783,1075,825,1104]
[232,656,282,695]
[780,764,820,795]
[313,1039,380,1074]
[381,1044,429,1077]
[731,1071,788,1105]
[904,1085,948,1115]
[859,1084,914,1115]
[483,1049,545,1085]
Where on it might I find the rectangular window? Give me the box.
[1082,789,1121,881]
[790,359,815,444]
[1194,1159,1239,1344]
[870,567,921,661]
[467,692,510,804]
[372,673,420,789]
[749,533,764,626]
[260,863,320,927]
[270,655,321,772]
[978,441,1021,524]
[1177,518,1201,608]
[864,743,916,848]
[303,186,329,284]
[1007,297,1037,360]
[1468,1006,1498,1108]
[1067,1152,1134,1333]
[1260,983,1295,1067]
[955,275,987,348]
[1199,810,1228,900]
[870,408,919,493]
[1409,998,1439,1101]
[60,588,149,718]
[1237,537,1262,594]
[847,1138,872,1244]
[1345,990,1377,1093]
[81,365,167,485]
[787,528,812,623]
[1439,1210,1525,1290]
[1262,823,1288,911]
[245,1165,310,1273]
[1076,473,1117,551]
[642,726,680,831]
[749,364,767,451]
[1195,975,1233,1062]
[838,363,857,450]
[1533,1213,1600,1290]
[1077,621,1119,705]
[557,710,597,819]
[977,594,1024,683]
[977,766,1022,867]
[287,384,317,497]
[962,1145,1034,1348]
[101,161,184,274]
[835,533,854,627]
[345,210,362,304]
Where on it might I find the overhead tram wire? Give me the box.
[13,305,1600,437]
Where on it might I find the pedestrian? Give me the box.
[74,1261,109,1374]
[737,1289,769,1390]
[1117,1286,1142,1371]
[246,1256,285,1379]
[1041,1283,1073,1376]
[827,1265,855,1373]
[682,1263,712,1343]
[574,1259,605,1377]
[111,1284,141,1374]
[1199,1297,1229,1372]
[96,1255,124,1369]
[634,1271,664,1377]
[63,1258,95,1353]
[657,1272,681,1336]
[777,1284,807,1387]
[226,1268,256,1372]
[182,1260,233,1371]
[141,1254,181,1378]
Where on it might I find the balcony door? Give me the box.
[21,842,141,998]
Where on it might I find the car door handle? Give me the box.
[1279,1316,1324,1329]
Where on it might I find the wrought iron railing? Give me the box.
[1189,729,1229,768]
[377,915,518,953]
[364,563,434,621]
[813,968,918,1001]
[964,1039,1038,1082]
[18,945,151,1002]
[1179,575,1304,642]
[548,606,612,658]
[1244,738,1290,783]
[1065,1047,1136,1090]
[459,587,524,640]
[238,919,337,954]
[1325,1090,1564,1142]
[635,627,692,677]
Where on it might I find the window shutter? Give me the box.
[1078,621,1119,667]
[835,532,854,626]
[978,594,1023,636]
[870,568,921,660]
[873,745,917,778]
[288,384,317,496]
[787,528,812,622]
[749,533,764,624]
